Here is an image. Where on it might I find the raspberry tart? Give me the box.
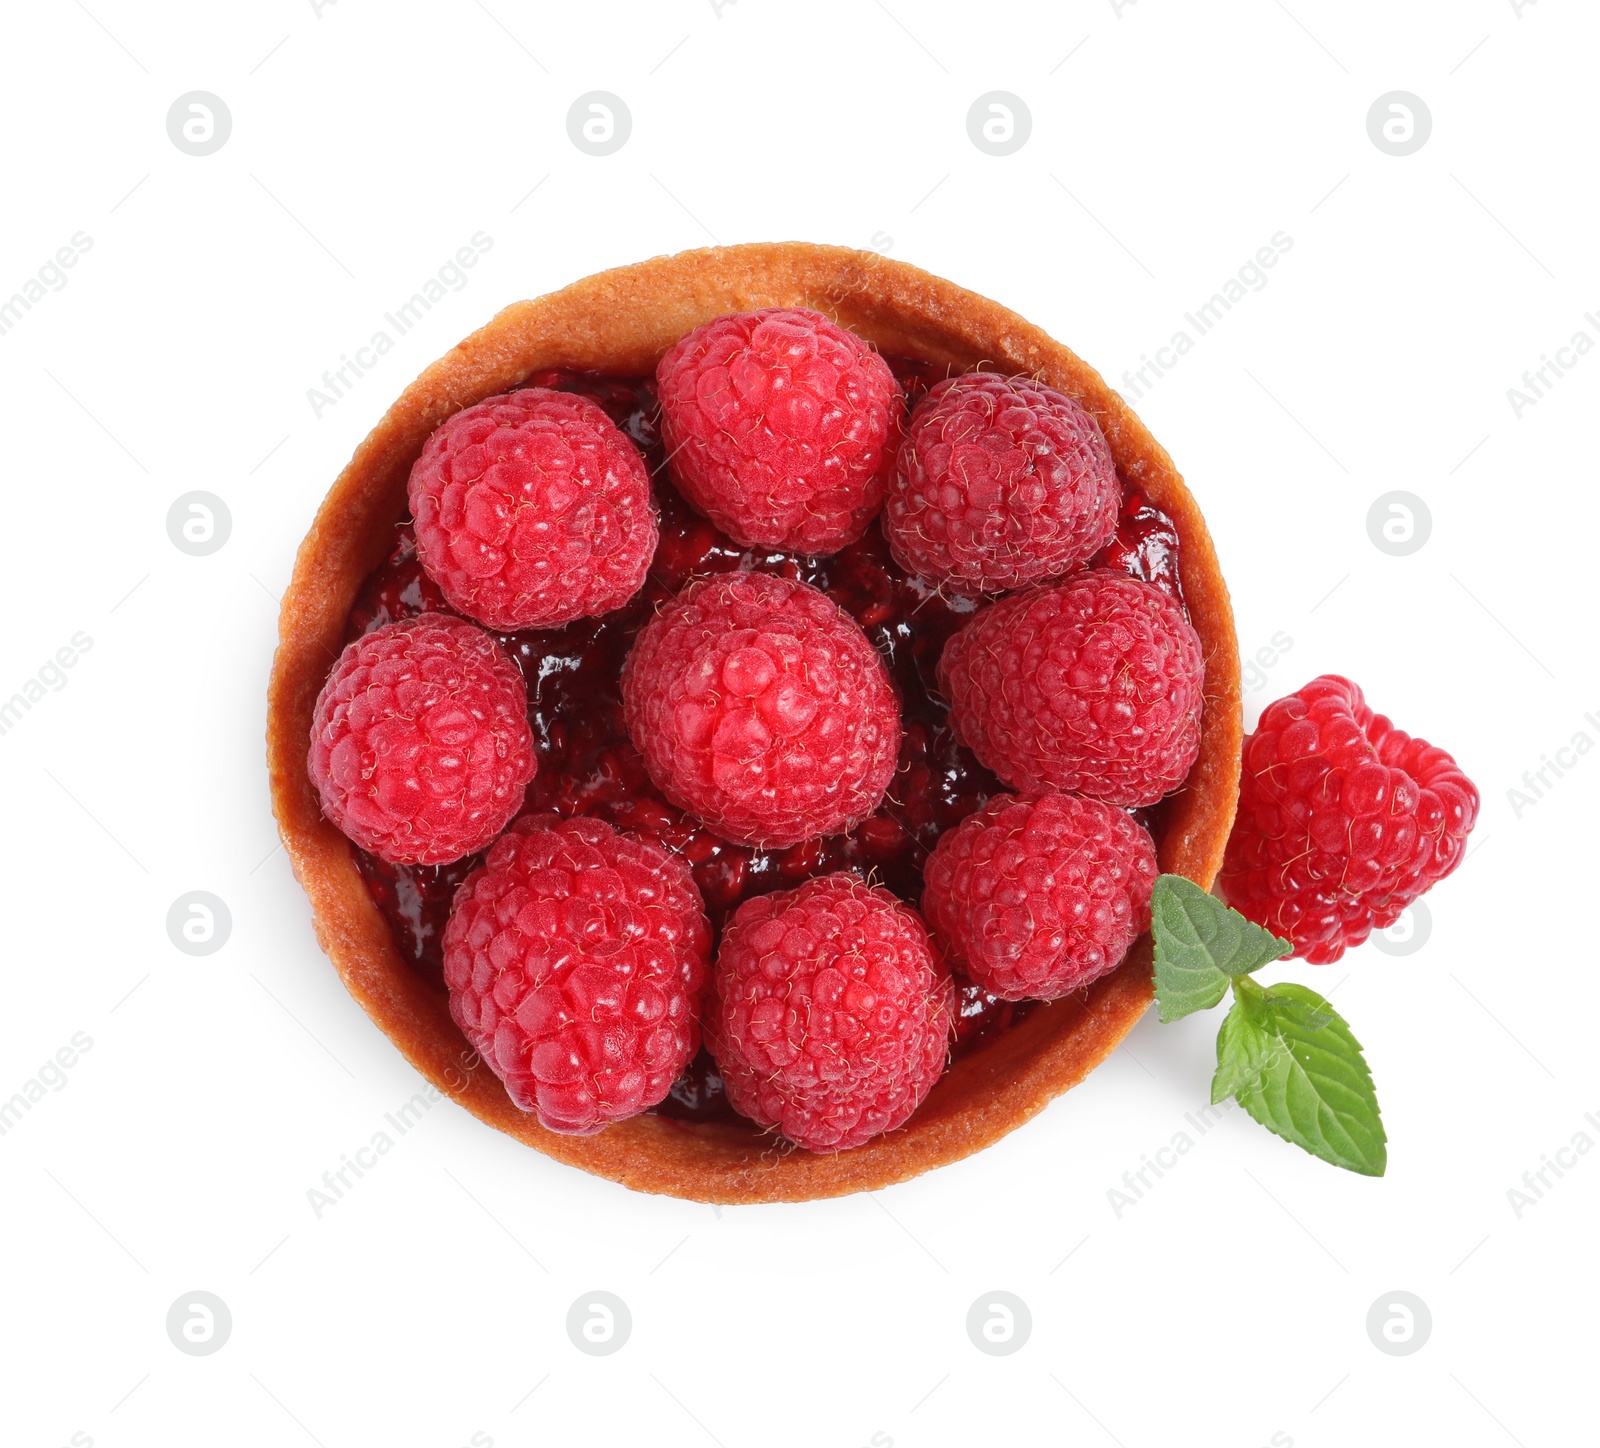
[267,244,1242,1202]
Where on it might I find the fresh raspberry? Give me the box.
[1220,675,1479,964]
[884,373,1119,595]
[938,570,1205,807]
[706,873,954,1151]
[620,571,901,848]
[442,814,711,1133]
[655,308,902,554]
[308,614,535,865]
[408,388,657,630]
[922,792,1157,1001]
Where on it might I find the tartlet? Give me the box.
[266,243,1242,1203]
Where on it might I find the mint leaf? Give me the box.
[1211,985,1277,1102]
[1150,874,1291,1022]
[1212,976,1387,1176]
[1149,876,1388,1175]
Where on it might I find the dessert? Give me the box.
[939,570,1206,807]
[884,372,1119,595]
[266,244,1242,1201]
[656,307,899,553]
[620,571,900,849]
[1220,674,1479,963]
[922,792,1158,1001]
[442,813,710,1132]
[306,614,535,865]
[707,873,954,1152]
[408,387,656,630]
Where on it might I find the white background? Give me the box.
[2,2,1595,1445]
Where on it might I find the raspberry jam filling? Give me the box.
[345,361,1184,1125]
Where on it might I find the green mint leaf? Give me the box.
[1150,874,1291,1023]
[1212,976,1387,1177]
[1211,984,1276,1103]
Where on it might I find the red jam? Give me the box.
[1096,488,1185,602]
[345,362,1183,1126]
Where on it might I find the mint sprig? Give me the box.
[1149,875,1387,1177]
[1151,874,1290,1021]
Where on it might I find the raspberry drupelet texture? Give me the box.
[408,387,657,631]
[938,570,1205,807]
[922,792,1157,1001]
[706,872,955,1152]
[441,814,711,1133]
[1220,675,1478,964]
[655,307,902,554]
[884,373,1120,595]
[620,571,902,848]
[308,614,535,865]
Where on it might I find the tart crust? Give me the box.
[267,243,1242,1203]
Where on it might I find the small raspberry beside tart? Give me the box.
[1220,674,1479,963]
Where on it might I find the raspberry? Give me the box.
[308,614,535,864]
[620,571,901,848]
[706,873,954,1151]
[884,373,1119,594]
[1220,675,1479,964]
[655,308,901,554]
[442,814,711,1133]
[922,792,1157,1000]
[938,570,1205,807]
[408,388,656,630]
